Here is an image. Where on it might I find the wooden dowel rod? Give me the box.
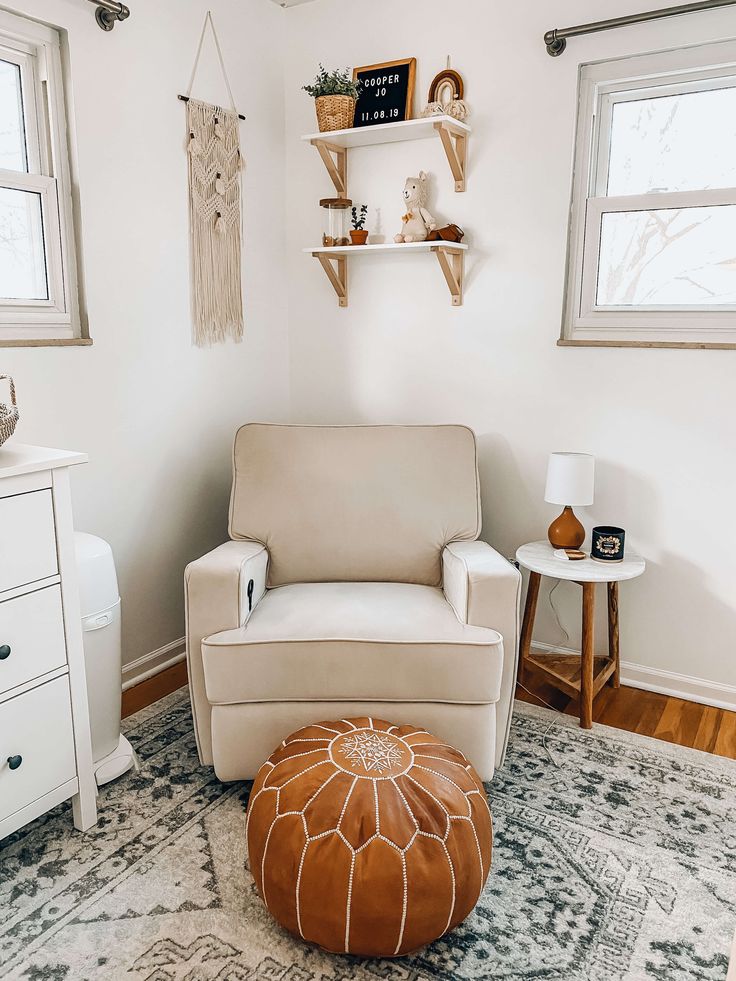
[580,582,595,729]
[177,94,245,121]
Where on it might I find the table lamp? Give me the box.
[544,452,595,550]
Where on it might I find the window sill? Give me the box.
[0,337,93,348]
[558,338,736,350]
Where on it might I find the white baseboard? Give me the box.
[618,662,736,712]
[531,640,736,712]
[121,637,186,692]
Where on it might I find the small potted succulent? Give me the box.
[350,204,369,245]
[303,64,362,133]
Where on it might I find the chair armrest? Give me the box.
[185,540,268,764]
[443,540,521,769]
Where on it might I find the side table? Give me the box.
[516,541,645,728]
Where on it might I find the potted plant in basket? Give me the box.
[303,64,362,133]
[350,204,369,245]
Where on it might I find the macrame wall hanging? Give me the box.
[184,12,244,346]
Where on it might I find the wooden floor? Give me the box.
[517,661,736,760]
[122,660,188,718]
[122,658,736,762]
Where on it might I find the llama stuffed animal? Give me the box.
[394,172,437,243]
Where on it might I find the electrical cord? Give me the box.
[517,680,563,767]
[515,579,574,767]
[548,579,570,648]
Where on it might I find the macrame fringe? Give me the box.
[187,98,244,346]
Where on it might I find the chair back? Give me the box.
[229,423,481,587]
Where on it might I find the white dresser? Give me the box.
[0,444,97,841]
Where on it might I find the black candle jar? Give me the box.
[591,526,625,562]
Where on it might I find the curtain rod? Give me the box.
[87,0,130,31]
[544,0,736,55]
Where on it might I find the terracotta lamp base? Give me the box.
[548,505,585,550]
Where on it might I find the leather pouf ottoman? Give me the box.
[246,717,492,957]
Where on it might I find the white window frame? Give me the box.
[0,9,84,345]
[562,39,736,348]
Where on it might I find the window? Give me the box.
[562,40,736,347]
[0,9,83,344]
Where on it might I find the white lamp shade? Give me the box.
[544,452,595,506]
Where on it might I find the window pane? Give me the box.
[607,87,736,196]
[0,185,48,300]
[596,205,736,306]
[0,59,27,172]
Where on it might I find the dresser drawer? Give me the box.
[0,491,58,593]
[0,586,67,697]
[0,676,76,822]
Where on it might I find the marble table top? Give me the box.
[516,540,646,583]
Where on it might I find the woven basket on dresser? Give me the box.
[315,94,356,132]
[0,375,19,448]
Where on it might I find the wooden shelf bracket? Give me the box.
[310,244,465,307]
[313,252,348,307]
[435,121,468,192]
[433,245,465,306]
[307,118,470,195]
[311,138,347,196]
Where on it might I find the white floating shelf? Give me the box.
[303,115,470,195]
[306,241,468,308]
[305,241,468,256]
[301,115,470,149]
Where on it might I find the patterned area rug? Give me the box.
[1,690,735,981]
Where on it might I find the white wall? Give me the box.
[283,0,736,697]
[4,0,735,700]
[2,0,290,668]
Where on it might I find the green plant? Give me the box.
[351,204,368,230]
[303,64,362,100]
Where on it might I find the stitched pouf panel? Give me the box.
[246,718,492,957]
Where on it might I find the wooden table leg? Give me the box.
[580,582,595,729]
[519,571,541,685]
[607,581,620,688]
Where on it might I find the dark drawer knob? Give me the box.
[0,645,10,660]
[7,755,22,770]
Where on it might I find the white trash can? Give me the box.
[74,532,136,786]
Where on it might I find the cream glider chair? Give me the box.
[185,424,521,782]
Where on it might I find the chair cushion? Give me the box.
[228,424,481,587]
[202,582,503,706]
